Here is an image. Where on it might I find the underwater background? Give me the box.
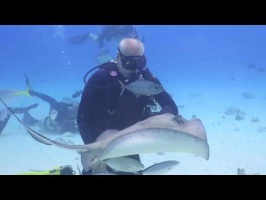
[0,25,265,175]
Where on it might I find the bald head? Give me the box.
[118,38,144,56]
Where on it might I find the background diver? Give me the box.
[68,25,143,48]
[24,74,79,134]
[68,25,144,65]
[0,75,80,135]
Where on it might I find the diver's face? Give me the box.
[117,53,136,78]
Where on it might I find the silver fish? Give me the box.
[95,160,179,175]
[138,160,179,175]
[103,156,145,173]
[119,79,164,97]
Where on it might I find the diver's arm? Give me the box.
[77,69,109,144]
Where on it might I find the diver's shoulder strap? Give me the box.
[98,60,120,113]
[83,60,118,84]
[98,60,118,74]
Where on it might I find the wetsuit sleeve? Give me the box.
[77,69,109,144]
[141,68,179,115]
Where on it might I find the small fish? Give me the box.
[103,156,145,173]
[138,160,179,175]
[119,79,164,98]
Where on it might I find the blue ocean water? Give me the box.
[1,25,265,97]
[0,25,266,174]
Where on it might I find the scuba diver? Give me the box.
[97,25,140,48]
[68,25,144,65]
[0,91,79,135]
[23,74,79,134]
[77,38,178,175]
[0,74,81,135]
[68,25,143,48]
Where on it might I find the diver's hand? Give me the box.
[137,68,160,84]
[159,106,172,115]
[136,68,149,78]
[144,106,173,119]
[149,106,172,117]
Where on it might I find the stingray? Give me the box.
[0,97,209,173]
[83,115,209,172]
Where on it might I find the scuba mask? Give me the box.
[117,48,146,71]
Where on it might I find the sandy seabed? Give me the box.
[0,89,265,175]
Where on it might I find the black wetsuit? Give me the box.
[78,61,178,144]
[30,91,78,133]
